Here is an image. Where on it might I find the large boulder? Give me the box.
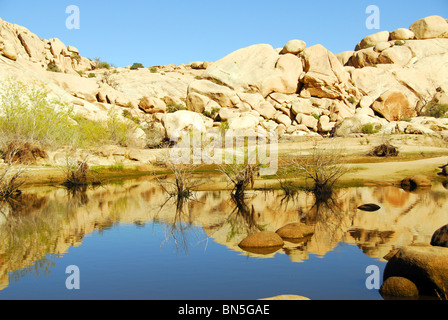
[356,31,390,50]
[139,96,167,114]
[187,79,240,109]
[409,15,448,40]
[301,44,352,99]
[281,39,306,55]
[352,47,380,68]
[18,31,46,61]
[383,245,448,296]
[228,114,260,130]
[390,28,415,41]
[380,277,419,298]
[161,110,206,141]
[371,89,416,121]
[1,41,17,61]
[377,46,413,67]
[260,53,303,97]
[202,44,279,93]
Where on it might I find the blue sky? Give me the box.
[0,0,447,67]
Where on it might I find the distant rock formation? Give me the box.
[1,15,448,143]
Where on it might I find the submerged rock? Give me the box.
[276,222,314,240]
[239,231,284,249]
[358,204,381,212]
[383,245,448,297]
[380,276,419,298]
[431,224,448,248]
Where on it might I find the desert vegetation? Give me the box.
[0,80,140,155]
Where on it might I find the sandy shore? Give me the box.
[9,134,448,189]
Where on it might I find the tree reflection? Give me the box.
[156,191,206,254]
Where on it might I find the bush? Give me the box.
[46,62,61,73]
[0,80,138,150]
[425,103,448,118]
[166,102,187,113]
[88,73,96,78]
[150,67,158,73]
[362,123,382,134]
[130,63,144,70]
[0,80,74,147]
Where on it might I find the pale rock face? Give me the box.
[49,38,67,58]
[372,89,416,121]
[218,108,237,122]
[297,114,318,131]
[318,115,335,133]
[390,28,415,41]
[352,47,380,68]
[336,51,354,66]
[253,101,277,119]
[260,53,303,97]
[1,41,17,60]
[139,96,167,114]
[374,42,392,52]
[67,45,79,54]
[357,31,390,50]
[378,46,413,66]
[187,79,239,109]
[410,15,448,39]
[275,113,292,127]
[162,110,206,141]
[359,96,374,109]
[202,44,279,93]
[228,114,260,130]
[301,44,351,99]
[18,32,46,61]
[291,98,315,116]
[186,92,209,113]
[281,39,306,55]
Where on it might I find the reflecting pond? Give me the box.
[0,176,448,300]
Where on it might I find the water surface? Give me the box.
[1,177,447,300]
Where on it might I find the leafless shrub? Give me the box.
[367,141,399,157]
[291,142,350,200]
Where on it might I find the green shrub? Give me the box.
[122,109,140,125]
[46,62,61,73]
[362,123,382,134]
[130,63,144,70]
[347,96,357,104]
[0,80,73,147]
[70,52,81,64]
[203,107,220,119]
[395,40,406,46]
[166,102,187,113]
[0,80,138,150]
[425,103,448,118]
[88,73,96,78]
[150,67,158,73]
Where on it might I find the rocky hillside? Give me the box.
[1,15,448,146]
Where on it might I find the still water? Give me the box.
[0,176,447,300]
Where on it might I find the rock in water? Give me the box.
[358,204,381,212]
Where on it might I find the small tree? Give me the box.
[130,63,144,70]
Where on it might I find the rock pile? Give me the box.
[0,15,448,144]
